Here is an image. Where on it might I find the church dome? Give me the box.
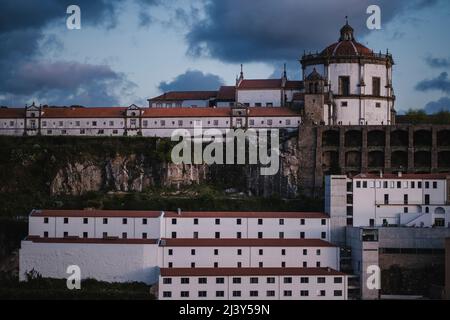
[321,22,373,57]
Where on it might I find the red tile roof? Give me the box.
[238,79,283,90]
[247,108,299,117]
[160,267,346,277]
[142,107,231,118]
[149,91,218,101]
[285,80,304,90]
[321,40,373,57]
[30,209,162,218]
[41,107,127,118]
[164,211,327,219]
[25,236,158,244]
[0,108,25,118]
[161,238,335,247]
[217,86,236,100]
[354,173,450,180]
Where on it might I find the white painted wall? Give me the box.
[19,241,159,284]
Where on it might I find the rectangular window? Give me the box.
[83,232,88,238]
[214,249,219,255]
[284,277,292,284]
[181,278,189,284]
[284,290,292,297]
[102,232,108,238]
[171,218,177,225]
[216,277,224,284]
[103,218,108,224]
[92,121,97,127]
[250,291,258,297]
[258,232,263,239]
[318,277,326,283]
[198,291,207,298]
[122,218,127,225]
[334,277,343,284]
[267,119,273,126]
[267,290,275,297]
[300,277,309,283]
[233,278,241,284]
[63,218,68,224]
[258,219,263,225]
[300,290,309,297]
[162,291,171,298]
[300,232,305,239]
[425,181,430,189]
[232,291,241,297]
[215,232,220,238]
[44,217,49,224]
[372,77,381,96]
[142,233,147,239]
[198,278,207,284]
[193,218,198,225]
[236,218,241,225]
[321,232,326,239]
[286,119,291,125]
[433,181,437,189]
[300,219,305,225]
[180,291,189,298]
[193,232,199,239]
[339,76,350,95]
[250,277,259,284]
[191,249,196,256]
[341,101,348,107]
[334,290,343,297]
[267,277,275,284]
[279,232,284,239]
[375,102,381,108]
[168,249,173,256]
[215,218,220,225]
[83,218,88,224]
[142,218,147,225]
[384,194,389,205]
[255,103,262,107]
[425,194,430,205]
[171,232,177,238]
[279,218,284,225]
[216,291,224,297]
[321,219,326,225]
[122,232,127,239]
[163,278,172,284]
[44,232,48,238]
[404,194,408,205]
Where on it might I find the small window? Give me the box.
[258,219,263,225]
[267,290,275,297]
[215,232,220,239]
[83,218,88,224]
[233,277,241,284]
[341,101,348,107]
[284,277,292,284]
[232,291,241,297]
[250,291,258,297]
[318,277,326,284]
[259,249,264,255]
[63,232,68,238]
[193,218,199,225]
[83,232,88,238]
[334,290,343,297]
[321,232,326,239]
[171,232,177,238]
[334,277,343,284]
[102,232,108,238]
[191,249,196,256]
[180,291,189,298]
[122,218,127,225]
[216,291,224,297]
[281,249,286,256]
[267,277,275,284]
[300,290,309,297]
[236,218,242,225]
[250,277,258,284]
[162,291,172,298]
[216,277,224,284]
[142,233,147,239]
[103,218,108,224]
[63,218,68,224]
[168,249,173,256]
[258,232,263,239]
[181,278,189,284]
[284,290,292,297]
[300,219,305,225]
[215,218,220,225]
[44,217,49,224]
[433,181,437,189]
[171,218,177,225]
[198,278,207,284]
[303,249,308,255]
[279,232,284,239]
[321,219,326,225]
[300,277,309,283]
[214,249,219,255]
[300,232,305,239]
[279,218,284,225]
[122,232,127,239]
[142,218,147,225]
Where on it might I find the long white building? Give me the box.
[0,104,301,137]
[19,209,348,300]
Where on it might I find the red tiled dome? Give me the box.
[321,22,373,57]
[321,40,373,57]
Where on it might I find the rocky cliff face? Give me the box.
[48,136,303,198]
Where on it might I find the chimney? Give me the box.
[398,171,402,178]
[379,170,383,179]
[177,208,182,215]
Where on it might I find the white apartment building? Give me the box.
[162,211,330,240]
[19,208,347,300]
[0,104,301,138]
[159,267,348,300]
[325,173,450,244]
[159,238,339,269]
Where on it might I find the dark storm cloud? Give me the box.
[425,56,450,68]
[416,72,450,94]
[0,0,137,106]
[423,97,450,113]
[158,70,224,92]
[185,0,439,63]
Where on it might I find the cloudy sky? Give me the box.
[0,0,450,113]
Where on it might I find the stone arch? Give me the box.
[437,130,450,147]
[414,151,431,168]
[438,151,450,168]
[435,207,445,214]
[414,129,432,146]
[368,151,384,168]
[391,151,408,168]
[345,130,362,147]
[391,130,408,147]
[368,130,385,147]
[323,151,340,170]
[345,151,361,167]
[322,130,340,147]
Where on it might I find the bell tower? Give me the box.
[303,68,326,124]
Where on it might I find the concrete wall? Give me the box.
[19,241,159,284]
